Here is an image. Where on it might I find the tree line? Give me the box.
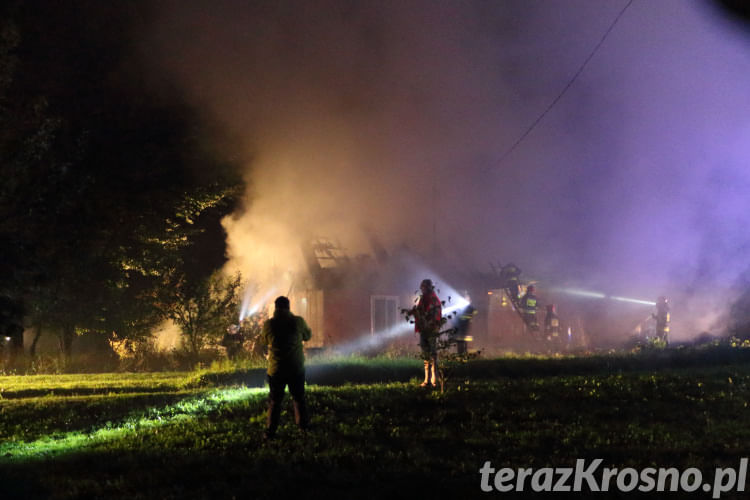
[0,1,245,365]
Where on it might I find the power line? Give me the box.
[490,0,635,171]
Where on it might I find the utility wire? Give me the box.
[490,0,635,170]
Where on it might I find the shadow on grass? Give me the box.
[187,361,419,388]
[191,344,750,388]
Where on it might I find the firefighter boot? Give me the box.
[421,361,430,387]
[430,358,438,388]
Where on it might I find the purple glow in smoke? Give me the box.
[142,1,750,341]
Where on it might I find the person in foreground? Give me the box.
[261,295,312,439]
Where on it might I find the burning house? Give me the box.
[291,237,418,352]
[285,237,567,355]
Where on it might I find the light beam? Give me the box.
[552,287,655,306]
[610,296,656,306]
[331,292,470,356]
[239,286,278,322]
[552,287,607,299]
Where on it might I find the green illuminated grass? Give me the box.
[0,371,187,398]
[0,387,267,461]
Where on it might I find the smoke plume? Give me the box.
[142,0,750,340]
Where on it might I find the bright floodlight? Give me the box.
[239,286,278,322]
[332,284,470,356]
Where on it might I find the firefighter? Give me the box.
[500,263,522,299]
[653,296,670,345]
[454,296,477,355]
[544,304,561,346]
[221,324,244,360]
[520,284,539,332]
[413,279,442,387]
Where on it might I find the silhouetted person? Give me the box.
[500,263,522,299]
[653,296,670,345]
[221,324,244,360]
[261,296,312,439]
[454,297,477,355]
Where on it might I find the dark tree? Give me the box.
[0,1,243,363]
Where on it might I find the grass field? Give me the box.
[2,346,750,499]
